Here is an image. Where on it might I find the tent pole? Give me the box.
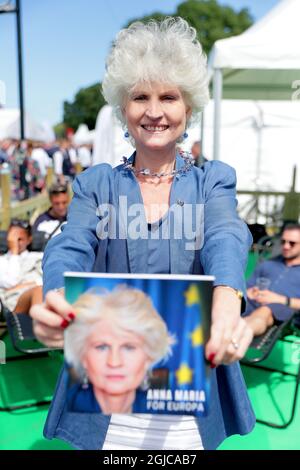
[198,110,205,166]
[16,0,25,140]
[213,68,223,160]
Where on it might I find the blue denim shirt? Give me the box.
[42,156,255,450]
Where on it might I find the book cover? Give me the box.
[64,273,214,417]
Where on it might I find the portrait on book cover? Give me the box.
[64,274,213,416]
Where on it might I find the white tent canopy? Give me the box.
[0,108,55,142]
[73,123,95,145]
[90,100,300,194]
[208,0,300,159]
[201,99,300,192]
[92,105,134,167]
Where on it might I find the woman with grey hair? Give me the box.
[31,17,255,450]
[65,287,174,414]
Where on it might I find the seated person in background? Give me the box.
[244,223,300,336]
[32,183,69,238]
[0,220,43,312]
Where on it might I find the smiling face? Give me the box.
[122,81,191,153]
[82,318,151,396]
[50,193,69,219]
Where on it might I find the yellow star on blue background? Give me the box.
[190,325,203,347]
[184,284,200,306]
[176,363,193,385]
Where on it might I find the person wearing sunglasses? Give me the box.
[0,219,43,312]
[244,223,300,336]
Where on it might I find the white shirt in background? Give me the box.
[31,148,52,176]
[53,150,63,175]
[0,249,43,311]
[78,146,91,168]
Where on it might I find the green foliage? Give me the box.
[61,1,253,130]
[177,0,253,54]
[63,83,105,131]
[125,0,253,55]
[53,122,66,139]
[125,11,169,28]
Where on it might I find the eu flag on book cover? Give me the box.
[64,273,213,417]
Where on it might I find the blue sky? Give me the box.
[0,0,280,126]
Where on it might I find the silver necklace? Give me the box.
[121,152,195,179]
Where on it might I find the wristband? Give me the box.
[216,285,243,300]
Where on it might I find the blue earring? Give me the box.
[183,132,188,139]
[124,130,130,138]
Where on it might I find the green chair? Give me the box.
[0,304,62,412]
[242,313,300,428]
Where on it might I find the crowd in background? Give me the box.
[0,138,93,201]
[0,138,205,202]
[0,136,299,344]
[0,182,70,315]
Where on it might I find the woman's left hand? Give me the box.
[205,286,253,367]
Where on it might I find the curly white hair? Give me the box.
[102,17,209,128]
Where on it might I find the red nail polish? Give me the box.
[61,319,69,329]
[208,353,216,363]
[68,313,75,321]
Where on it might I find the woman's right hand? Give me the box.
[29,290,75,348]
